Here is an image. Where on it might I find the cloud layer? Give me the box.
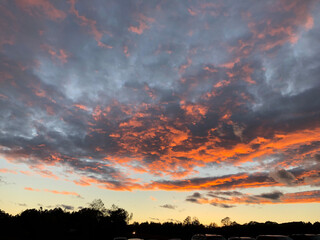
[1,0,320,206]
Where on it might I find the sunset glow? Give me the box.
[0,0,320,225]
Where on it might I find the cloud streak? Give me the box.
[24,187,82,198]
[186,190,320,208]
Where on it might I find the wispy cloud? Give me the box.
[160,204,177,210]
[24,187,82,198]
[185,190,320,208]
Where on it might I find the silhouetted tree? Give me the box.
[107,204,132,225]
[221,216,232,226]
[192,217,200,226]
[208,222,218,228]
[89,198,107,216]
[183,216,192,225]
[1,206,320,240]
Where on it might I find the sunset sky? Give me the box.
[1,0,320,225]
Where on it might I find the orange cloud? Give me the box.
[179,58,192,74]
[246,0,314,51]
[219,57,240,69]
[84,90,320,180]
[20,170,33,176]
[128,14,155,35]
[146,173,253,191]
[150,196,157,201]
[304,14,314,30]
[188,8,197,16]
[44,189,81,197]
[203,66,218,73]
[35,169,60,180]
[24,187,41,191]
[193,190,320,207]
[123,45,130,57]
[282,190,320,204]
[74,104,88,111]
[69,0,112,48]
[24,187,81,197]
[41,44,69,64]
[187,2,221,17]
[0,168,17,174]
[180,101,208,121]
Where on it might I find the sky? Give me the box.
[0,0,320,225]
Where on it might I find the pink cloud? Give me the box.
[15,0,66,21]
[0,168,18,174]
[24,187,81,197]
[128,14,155,35]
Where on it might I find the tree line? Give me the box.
[0,199,319,240]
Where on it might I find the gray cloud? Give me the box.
[208,191,244,197]
[255,191,284,200]
[56,204,75,211]
[160,204,177,210]
[0,176,8,185]
[17,203,27,207]
[185,189,320,208]
[210,203,235,209]
[186,192,207,204]
[269,168,297,186]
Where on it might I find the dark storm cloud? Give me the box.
[1,0,320,191]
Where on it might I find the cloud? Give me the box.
[147,172,277,191]
[56,204,74,210]
[167,218,180,223]
[15,0,66,21]
[210,203,235,209]
[150,196,157,201]
[208,191,244,197]
[269,168,297,186]
[185,190,320,208]
[128,13,155,35]
[0,0,320,199]
[0,176,8,185]
[24,187,82,198]
[160,204,177,210]
[68,0,112,48]
[255,191,284,200]
[24,187,41,192]
[0,168,17,174]
[186,192,207,204]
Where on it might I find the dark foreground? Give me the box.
[1,208,319,240]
